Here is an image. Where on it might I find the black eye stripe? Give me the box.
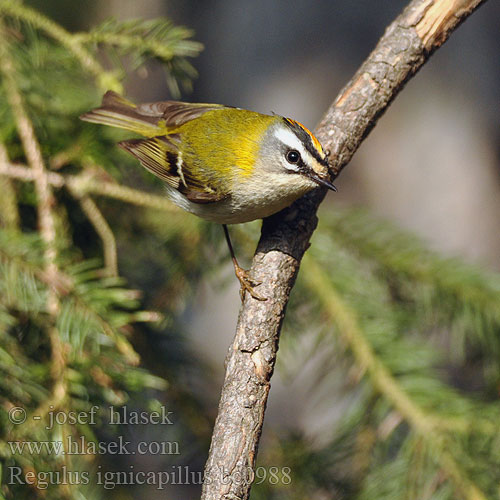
[282,118,329,167]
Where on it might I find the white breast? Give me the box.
[164,171,317,224]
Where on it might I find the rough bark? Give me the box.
[201,1,487,499]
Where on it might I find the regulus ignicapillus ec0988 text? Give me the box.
[81,91,336,300]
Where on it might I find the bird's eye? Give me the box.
[286,149,300,164]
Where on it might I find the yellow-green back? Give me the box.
[168,109,277,187]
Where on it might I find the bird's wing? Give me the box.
[81,91,231,203]
[81,90,231,136]
[119,136,228,204]
[135,99,232,128]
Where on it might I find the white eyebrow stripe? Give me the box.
[274,127,305,154]
[274,127,316,168]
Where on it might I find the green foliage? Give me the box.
[0,230,168,499]
[254,208,500,500]
[328,209,500,374]
[76,18,203,96]
[0,3,208,499]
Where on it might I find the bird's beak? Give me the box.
[309,172,337,192]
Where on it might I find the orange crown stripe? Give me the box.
[285,118,324,156]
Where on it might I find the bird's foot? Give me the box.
[233,265,266,302]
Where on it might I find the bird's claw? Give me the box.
[234,266,266,302]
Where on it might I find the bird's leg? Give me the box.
[222,224,266,302]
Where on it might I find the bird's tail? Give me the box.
[80,90,164,137]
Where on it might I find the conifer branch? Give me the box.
[303,256,487,500]
[0,1,122,92]
[201,1,489,499]
[0,25,68,413]
[0,161,181,213]
[0,8,198,498]
[0,143,20,229]
[77,195,119,277]
[0,242,140,365]
[68,291,140,366]
[0,30,57,276]
[329,209,500,322]
[73,18,203,59]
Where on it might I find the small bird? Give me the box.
[81,91,336,300]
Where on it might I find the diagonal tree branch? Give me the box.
[201,1,488,499]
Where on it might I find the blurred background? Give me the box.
[4,0,500,498]
[39,0,500,266]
